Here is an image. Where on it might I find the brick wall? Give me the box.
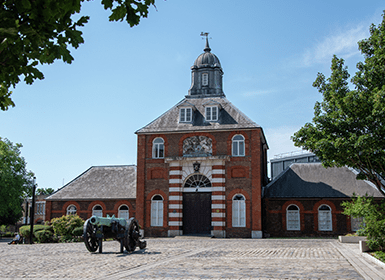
[264,198,350,237]
[46,199,136,222]
[138,128,267,238]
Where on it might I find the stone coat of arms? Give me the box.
[183,136,212,157]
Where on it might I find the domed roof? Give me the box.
[194,52,221,68]
[193,39,221,68]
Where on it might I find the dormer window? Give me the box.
[180,107,192,122]
[205,106,218,121]
[202,73,209,86]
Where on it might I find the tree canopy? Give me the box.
[0,0,155,111]
[292,12,385,196]
[342,196,385,251]
[36,187,55,195]
[0,137,35,225]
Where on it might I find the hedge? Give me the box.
[19,225,53,239]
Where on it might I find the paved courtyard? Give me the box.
[1,237,385,279]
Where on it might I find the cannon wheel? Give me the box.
[125,218,144,252]
[83,219,98,252]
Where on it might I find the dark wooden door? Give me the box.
[183,192,212,235]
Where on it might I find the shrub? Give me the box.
[72,226,83,237]
[342,195,385,251]
[373,251,385,263]
[19,224,54,243]
[34,224,53,233]
[356,228,366,237]
[19,225,31,238]
[51,215,84,239]
[35,230,54,243]
[0,225,8,233]
[20,224,52,234]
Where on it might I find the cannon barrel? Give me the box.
[89,215,128,228]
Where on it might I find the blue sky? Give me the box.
[1,1,384,190]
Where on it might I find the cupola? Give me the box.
[188,34,224,97]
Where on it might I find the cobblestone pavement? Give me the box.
[1,238,385,279]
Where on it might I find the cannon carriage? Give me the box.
[83,215,146,253]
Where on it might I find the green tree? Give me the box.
[0,137,35,225]
[0,0,155,111]
[342,196,385,251]
[36,187,55,195]
[292,12,385,196]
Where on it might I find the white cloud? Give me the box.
[302,24,368,67]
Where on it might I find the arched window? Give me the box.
[92,205,103,217]
[232,135,245,156]
[151,195,163,227]
[152,138,164,158]
[67,205,77,215]
[184,174,211,188]
[118,205,129,221]
[286,204,300,231]
[318,204,332,231]
[232,194,246,227]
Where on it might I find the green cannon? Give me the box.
[83,215,146,253]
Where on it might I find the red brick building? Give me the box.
[45,165,136,222]
[135,39,268,238]
[42,40,382,239]
[263,163,384,237]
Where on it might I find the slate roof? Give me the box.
[135,96,261,134]
[46,165,136,200]
[264,163,383,198]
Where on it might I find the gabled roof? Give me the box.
[46,165,136,200]
[177,100,196,109]
[136,96,261,134]
[264,163,384,198]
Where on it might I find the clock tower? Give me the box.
[136,36,268,238]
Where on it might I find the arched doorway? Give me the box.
[183,174,212,235]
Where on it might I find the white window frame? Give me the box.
[118,205,129,221]
[92,205,103,217]
[232,194,246,227]
[318,205,332,231]
[36,201,45,215]
[66,205,77,215]
[286,204,300,231]
[180,107,192,122]
[152,137,164,158]
[232,134,245,156]
[202,73,209,86]
[151,195,164,227]
[205,106,218,121]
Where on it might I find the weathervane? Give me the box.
[200,32,211,51]
[200,32,209,39]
